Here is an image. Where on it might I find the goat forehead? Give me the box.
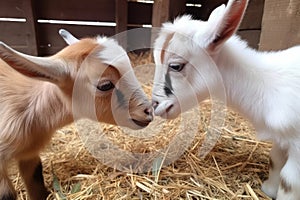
[155,19,207,64]
[163,16,205,36]
[96,37,131,75]
[154,34,193,66]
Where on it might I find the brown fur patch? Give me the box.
[160,33,175,63]
[280,176,292,193]
[55,38,100,70]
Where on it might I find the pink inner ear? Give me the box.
[224,2,247,36]
[211,0,248,48]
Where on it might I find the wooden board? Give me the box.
[259,0,300,50]
[152,0,170,27]
[0,22,29,51]
[36,24,115,55]
[128,2,152,25]
[23,0,39,55]
[34,0,115,22]
[240,0,265,30]
[0,0,25,18]
[237,30,261,49]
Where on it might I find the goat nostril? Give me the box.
[152,101,159,109]
[144,107,152,115]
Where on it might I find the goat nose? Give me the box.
[144,107,152,115]
[152,101,159,110]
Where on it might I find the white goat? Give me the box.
[0,30,152,200]
[152,0,300,199]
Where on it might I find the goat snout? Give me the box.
[152,100,174,117]
[129,102,153,128]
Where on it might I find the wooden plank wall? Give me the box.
[0,0,38,55]
[0,0,154,55]
[0,0,265,56]
[259,0,300,51]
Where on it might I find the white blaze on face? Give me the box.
[152,26,201,119]
[152,15,222,119]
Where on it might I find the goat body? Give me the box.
[0,31,152,200]
[152,1,300,199]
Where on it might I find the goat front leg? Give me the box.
[276,146,300,200]
[0,162,16,200]
[18,155,49,200]
[261,143,287,199]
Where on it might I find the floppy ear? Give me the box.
[207,0,248,52]
[59,29,79,45]
[0,42,68,84]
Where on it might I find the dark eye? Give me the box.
[168,63,185,72]
[97,80,115,91]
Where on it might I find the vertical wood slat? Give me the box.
[151,0,187,26]
[151,0,170,46]
[152,0,170,28]
[151,0,186,46]
[115,0,128,49]
[115,0,128,33]
[259,0,300,50]
[22,0,39,56]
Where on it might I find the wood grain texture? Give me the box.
[260,0,300,50]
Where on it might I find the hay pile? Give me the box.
[13,52,272,200]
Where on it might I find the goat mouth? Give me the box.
[131,119,150,127]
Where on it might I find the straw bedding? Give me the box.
[13,52,272,200]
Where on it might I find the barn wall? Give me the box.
[0,0,154,55]
[259,0,300,51]
[2,0,298,56]
[0,0,38,55]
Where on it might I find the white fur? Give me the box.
[59,29,79,45]
[152,0,300,199]
[0,31,152,199]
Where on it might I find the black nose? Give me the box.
[152,101,159,110]
[144,107,152,115]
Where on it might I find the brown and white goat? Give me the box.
[152,0,300,199]
[0,30,152,200]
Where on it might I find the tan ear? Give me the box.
[0,42,68,83]
[59,29,79,45]
[207,0,248,52]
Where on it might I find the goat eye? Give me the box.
[97,81,115,91]
[168,63,185,72]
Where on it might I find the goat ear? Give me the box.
[59,29,79,45]
[207,0,248,52]
[0,42,68,84]
[208,4,226,23]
